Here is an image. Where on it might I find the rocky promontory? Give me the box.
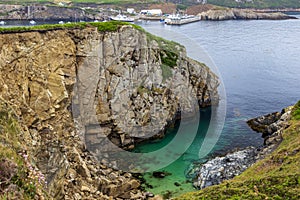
[190,106,293,189]
[0,22,219,199]
[198,8,296,20]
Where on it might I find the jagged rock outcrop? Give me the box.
[198,8,296,20]
[191,106,292,190]
[247,106,292,148]
[0,24,219,199]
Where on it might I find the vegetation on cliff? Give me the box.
[0,20,184,85]
[0,101,46,200]
[0,21,144,33]
[292,100,300,120]
[177,101,300,200]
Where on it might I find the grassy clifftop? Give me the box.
[0,21,144,33]
[177,101,300,200]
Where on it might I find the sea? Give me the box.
[1,14,300,198]
[135,14,300,197]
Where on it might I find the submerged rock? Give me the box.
[174,182,181,187]
[153,171,172,179]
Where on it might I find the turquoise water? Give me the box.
[137,16,300,198]
[133,109,211,197]
[135,108,257,197]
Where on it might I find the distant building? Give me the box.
[140,9,162,16]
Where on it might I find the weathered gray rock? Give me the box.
[0,24,219,199]
[198,8,296,20]
[191,106,293,190]
[191,147,258,189]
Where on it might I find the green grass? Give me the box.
[160,50,178,68]
[145,32,182,73]
[146,32,183,54]
[0,21,143,33]
[177,101,300,200]
[292,100,300,120]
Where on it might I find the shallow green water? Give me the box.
[133,109,212,198]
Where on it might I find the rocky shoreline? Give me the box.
[0,4,107,21]
[190,106,292,189]
[198,8,297,20]
[0,3,298,22]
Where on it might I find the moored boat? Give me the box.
[29,20,36,25]
[165,14,200,25]
[110,14,134,22]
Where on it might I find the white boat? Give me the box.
[0,21,6,25]
[58,21,64,24]
[110,14,134,22]
[29,20,36,25]
[165,14,200,25]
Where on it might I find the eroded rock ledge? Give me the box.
[0,24,219,199]
[190,106,292,189]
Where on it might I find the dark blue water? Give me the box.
[137,16,300,197]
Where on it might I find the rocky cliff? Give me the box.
[190,106,292,189]
[0,22,219,199]
[198,8,296,20]
[179,102,300,199]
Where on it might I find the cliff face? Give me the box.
[0,24,219,199]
